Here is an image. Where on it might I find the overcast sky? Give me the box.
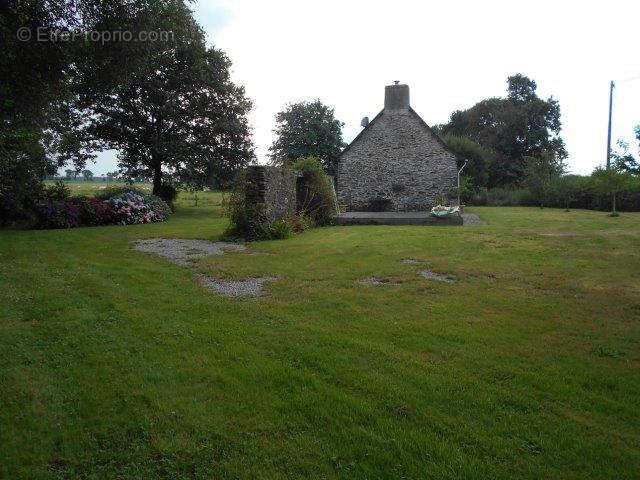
[90,0,639,175]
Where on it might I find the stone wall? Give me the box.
[337,87,458,212]
[245,166,297,221]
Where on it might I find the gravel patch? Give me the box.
[199,275,276,297]
[462,213,484,226]
[419,270,456,283]
[133,238,245,266]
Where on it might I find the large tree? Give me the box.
[0,0,177,222]
[75,1,253,194]
[269,100,344,175]
[2,0,252,223]
[439,74,566,187]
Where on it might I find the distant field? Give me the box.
[1,200,639,479]
[44,180,153,196]
[44,180,222,209]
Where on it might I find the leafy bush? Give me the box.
[471,188,537,207]
[35,202,81,229]
[42,180,71,202]
[440,133,494,188]
[34,190,171,229]
[285,213,314,233]
[590,167,635,214]
[145,195,172,221]
[293,156,338,224]
[469,173,640,212]
[76,196,116,226]
[0,148,54,225]
[268,218,294,239]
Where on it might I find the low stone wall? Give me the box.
[245,166,297,221]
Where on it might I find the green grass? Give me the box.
[1,188,639,478]
[44,180,154,197]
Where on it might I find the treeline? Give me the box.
[433,74,640,212]
[466,175,640,212]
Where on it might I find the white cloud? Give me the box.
[87,0,640,175]
[199,0,639,174]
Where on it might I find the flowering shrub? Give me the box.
[77,197,116,226]
[144,195,172,221]
[35,202,81,229]
[34,191,171,229]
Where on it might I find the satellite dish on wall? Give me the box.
[360,116,369,127]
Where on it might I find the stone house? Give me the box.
[336,83,459,211]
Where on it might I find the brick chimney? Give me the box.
[384,81,410,111]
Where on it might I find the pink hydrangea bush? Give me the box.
[35,191,171,229]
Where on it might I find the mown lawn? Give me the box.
[1,191,639,479]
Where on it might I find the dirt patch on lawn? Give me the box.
[133,238,245,266]
[418,270,456,283]
[199,275,277,297]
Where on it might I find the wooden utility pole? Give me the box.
[606,80,615,168]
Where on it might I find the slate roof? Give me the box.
[339,107,461,163]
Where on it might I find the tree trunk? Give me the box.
[612,192,616,214]
[152,164,162,196]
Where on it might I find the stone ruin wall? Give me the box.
[245,166,297,221]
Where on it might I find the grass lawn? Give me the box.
[1,187,639,479]
[44,180,154,197]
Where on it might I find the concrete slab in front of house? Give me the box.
[335,212,463,226]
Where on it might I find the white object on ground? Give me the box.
[430,205,461,218]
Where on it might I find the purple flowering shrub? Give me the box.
[35,191,171,229]
[35,202,81,229]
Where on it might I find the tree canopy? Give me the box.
[269,100,344,175]
[439,74,566,188]
[611,140,640,175]
[438,133,493,188]
[74,1,253,194]
[591,166,635,215]
[1,0,253,221]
